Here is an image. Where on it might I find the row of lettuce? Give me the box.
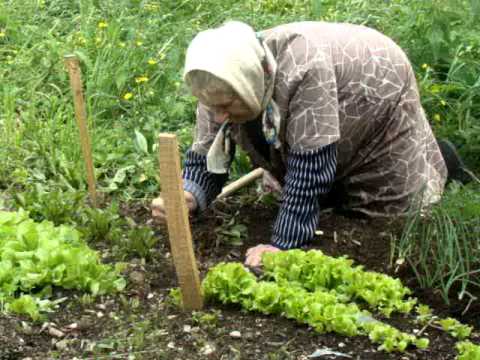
[202,250,480,358]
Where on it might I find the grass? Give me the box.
[393,182,480,306]
[0,0,479,306]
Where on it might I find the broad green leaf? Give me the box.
[134,129,149,155]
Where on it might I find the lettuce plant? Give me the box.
[438,318,473,340]
[456,341,480,360]
[0,209,125,320]
[262,249,416,316]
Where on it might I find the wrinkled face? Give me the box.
[193,90,257,124]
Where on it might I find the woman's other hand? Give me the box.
[245,244,281,268]
[151,191,198,222]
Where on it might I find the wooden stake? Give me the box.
[64,54,97,207]
[158,133,203,310]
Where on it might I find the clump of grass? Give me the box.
[393,182,480,307]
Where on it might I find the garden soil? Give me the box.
[1,197,479,359]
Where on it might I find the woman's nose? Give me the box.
[214,111,230,124]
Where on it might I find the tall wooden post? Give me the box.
[64,54,97,207]
[158,133,203,310]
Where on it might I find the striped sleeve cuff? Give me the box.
[271,143,336,249]
[182,149,229,211]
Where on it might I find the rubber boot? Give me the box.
[437,139,479,184]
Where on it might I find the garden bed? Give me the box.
[1,199,478,359]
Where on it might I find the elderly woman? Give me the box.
[152,21,448,267]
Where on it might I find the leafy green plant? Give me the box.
[456,341,480,360]
[191,310,221,329]
[124,226,157,259]
[438,318,473,340]
[167,287,183,308]
[79,204,122,243]
[12,187,86,226]
[262,249,416,317]
[80,206,157,260]
[393,182,480,305]
[415,304,434,324]
[0,209,125,320]
[214,212,248,247]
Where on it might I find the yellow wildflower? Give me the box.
[0,31,5,38]
[136,41,143,46]
[421,63,428,70]
[119,42,126,48]
[440,100,447,106]
[98,21,108,29]
[433,114,441,122]
[135,76,149,84]
[123,92,133,100]
[145,3,160,11]
[147,58,157,65]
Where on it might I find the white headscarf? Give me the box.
[184,21,281,173]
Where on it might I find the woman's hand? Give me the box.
[262,170,282,195]
[245,244,281,268]
[151,191,198,222]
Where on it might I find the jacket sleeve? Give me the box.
[271,143,336,249]
[182,149,230,211]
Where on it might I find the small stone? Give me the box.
[338,342,346,348]
[97,311,104,318]
[183,325,192,333]
[315,230,324,235]
[48,326,65,338]
[78,315,93,330]
[167,315,177,320]
[20,321,33,335]
[66,323,78,330]
[167,341,175,349]
[200,343,215,356]
[147,293,154,299]
[229,331,241,338]
[244,332,254,340]
[129,271,145,285]
[55,339,69,350]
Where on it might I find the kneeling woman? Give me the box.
[152,21,447,267]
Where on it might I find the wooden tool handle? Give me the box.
[217,168,264,199]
